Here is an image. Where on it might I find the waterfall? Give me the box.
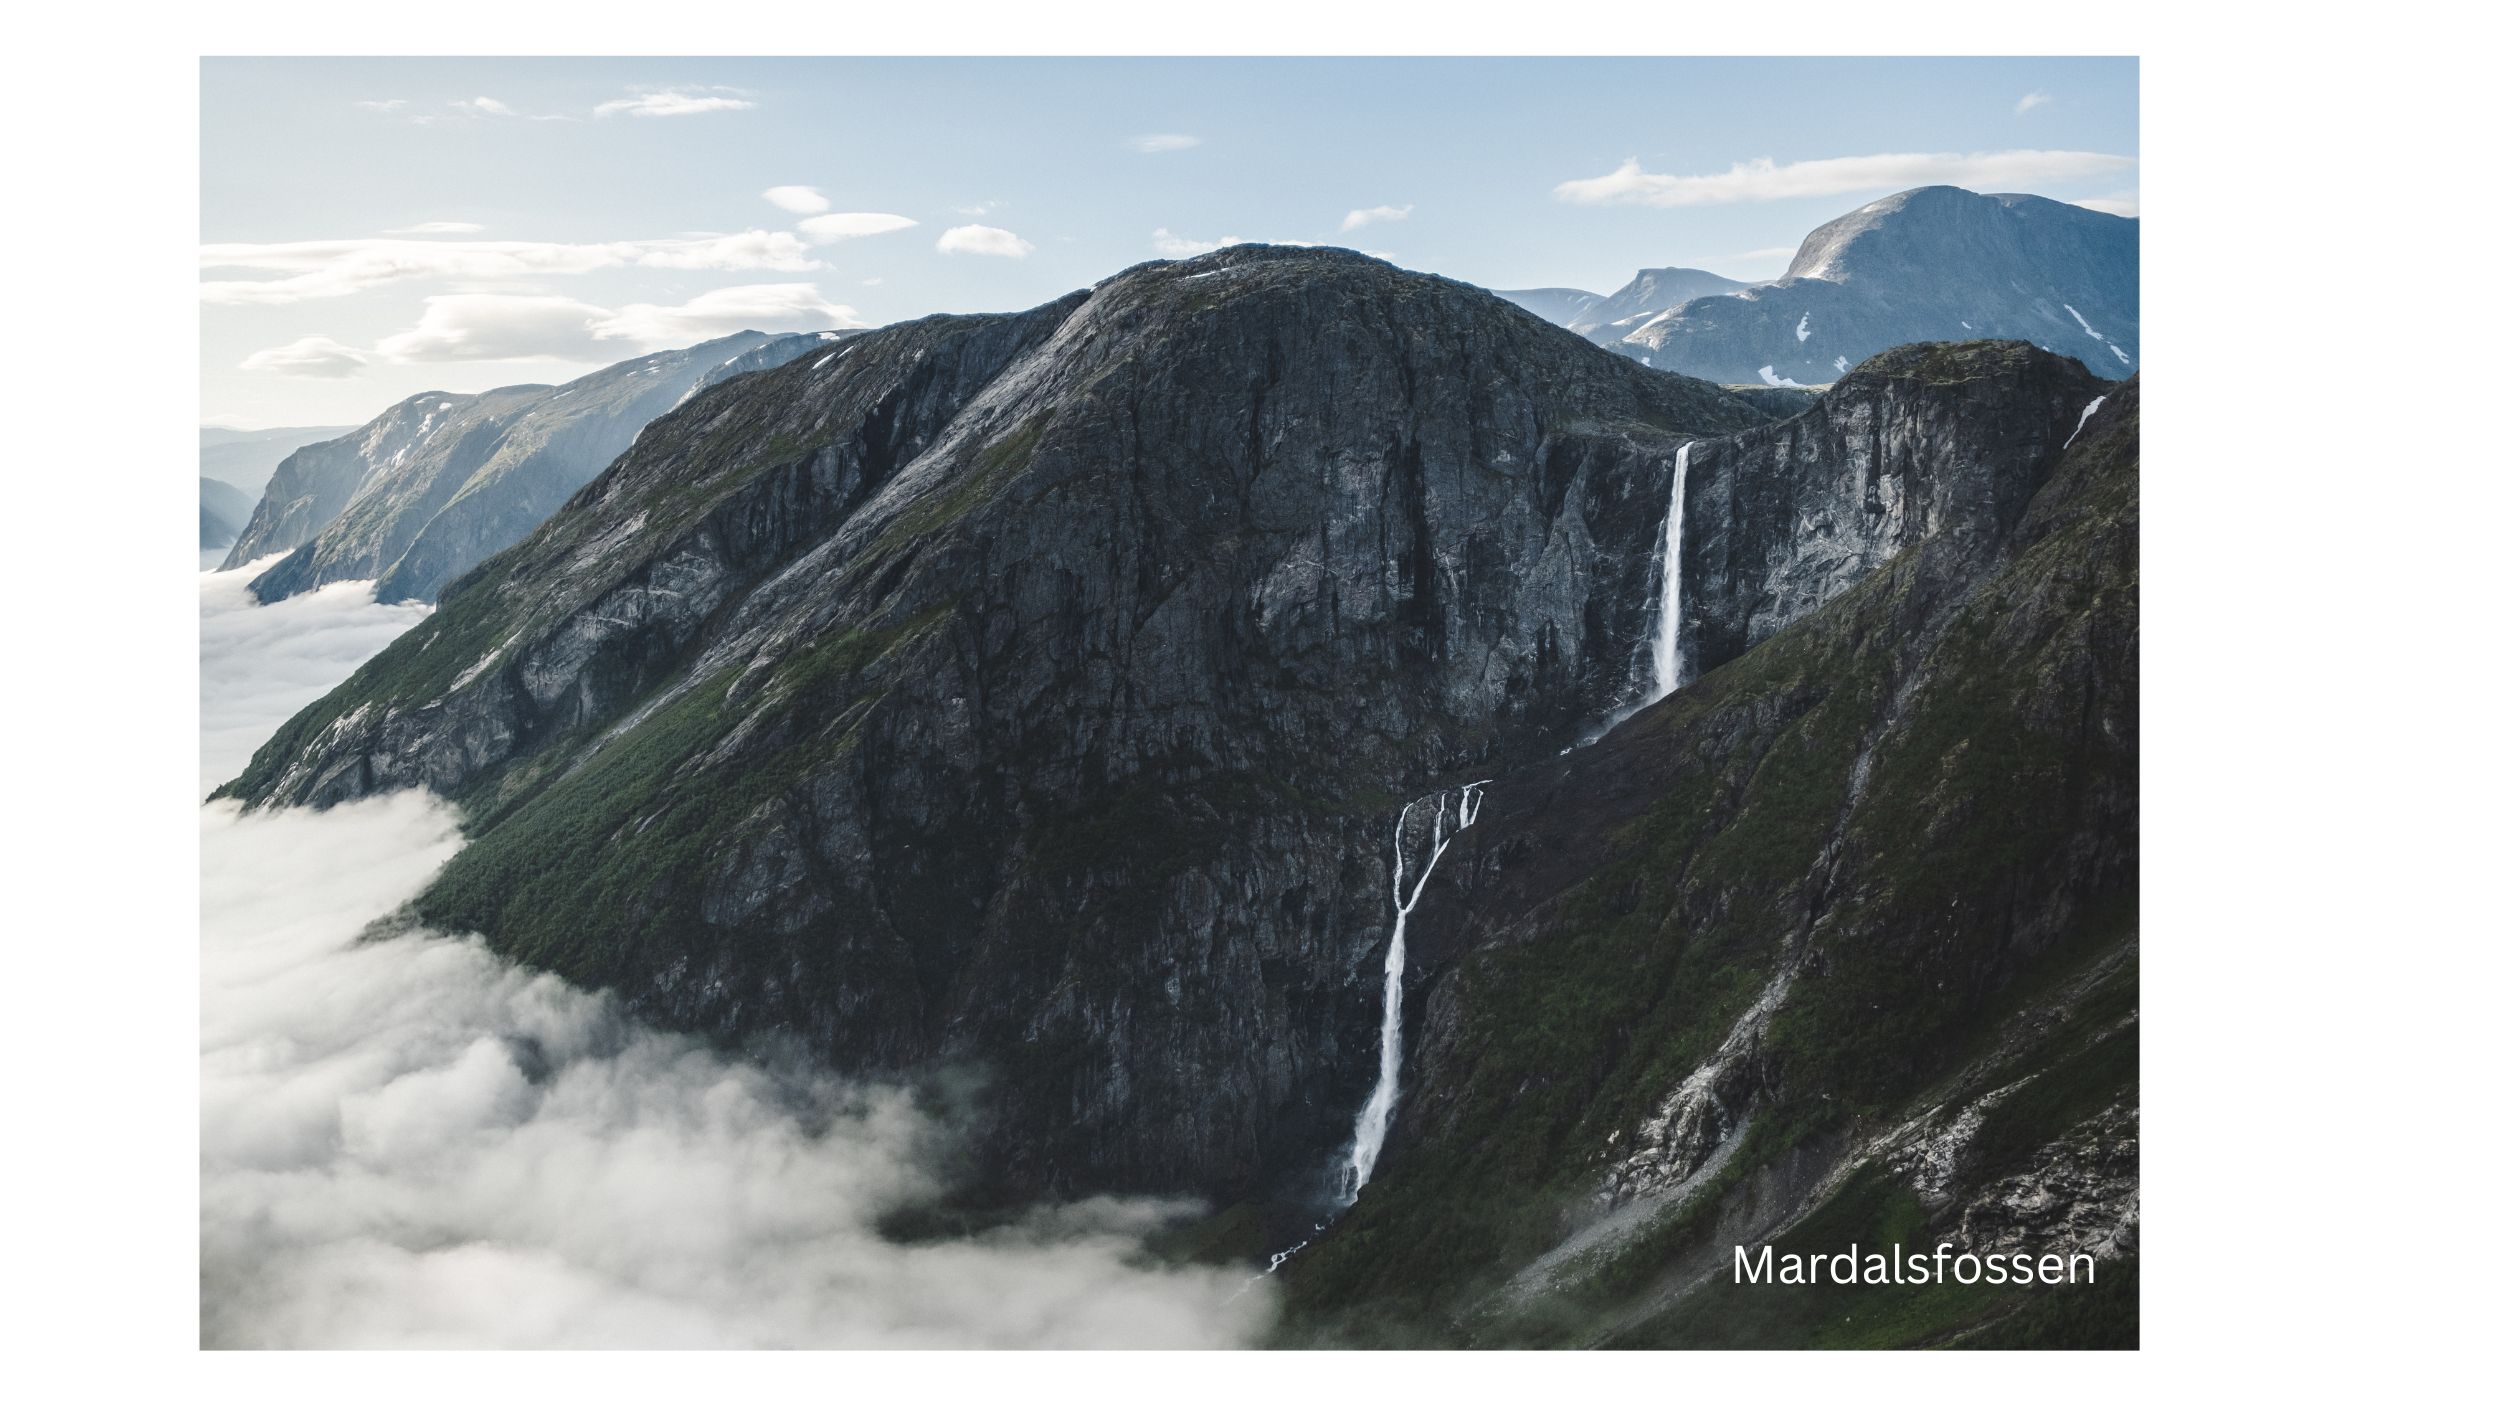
[2064,395,2108,449]
[1339,781,1488,1201]
[1587,439,1698,741]
[1644,440,1696,704]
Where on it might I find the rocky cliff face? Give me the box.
[220,250,2136,1346]
[227,331,826,599]
[220,394,495,570]
[219,246,1778,1198]
[1279,367,2136,1347]
[1618,187,2139,386]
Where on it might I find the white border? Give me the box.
[11,0,2490,1393]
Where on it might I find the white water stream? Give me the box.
[1339,781,1488,1200]
[1643,440,1696,704]
[2064,395,2108,449]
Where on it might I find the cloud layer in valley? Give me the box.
[196,563,1271,1347]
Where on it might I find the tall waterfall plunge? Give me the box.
[1643,439,1696,705]
[1339,782,1488,1201]
[1590,438,1698,741]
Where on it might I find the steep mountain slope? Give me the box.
[1617,188,2139,386]
[200,425,356,499]
[1503,268,1756,343]
[1278,353,2135,1347]
[1493,286,1605,329]
[199,477,253,551]
[240,331,828,602]
[218,246,1778,1198]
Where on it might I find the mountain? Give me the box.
[200,425,358,499]
[1615,187,2139,386]
[217,246,1776,1197]
[219,250,2136,1345]
[199,476,254,551]
[1492,286,1604,329]
[221,331,831,598]
[1501,267,1757,342]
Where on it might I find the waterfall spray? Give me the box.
[1340,781,1488,1201]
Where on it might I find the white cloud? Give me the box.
[238,335,374,379]
[798,212,918,244]
[763,185,831,215]
[374,294,615,364]
[1552,149,2138,207]
[2074,190,2141,217]
[590,284,866,347]
[1126,134,1200,154]
[200,233,823,305]
[1724,246,1799,264]
[194,566,1274,1347]
[595,89,755,118]
[1153,228,1243,258]
[355,99,408,113]
[1340,203,1413,232]
[2016,91,2053,116]
[386,221,487,235]
[630,230,819,272]
[462,97,518,118]
[935,224,1035,258]
[240,283,865,374]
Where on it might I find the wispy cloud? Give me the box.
[595,88,755,119]
[354,99,407,113]
[2015,91,2053,116]
[237,335,373,379]
[460,96,518,118]
[1126,134,1200,154]
[936,224,1035,257]
[384,221,486,236]
[763,185,831,215]
[592,284,866,347]
[1553,150,2137,207]
[200,232,823,305]
[799,212,918,244]
[1340,203,1413,232]
[2073,190,2140,217]
[240,284,865,375]
[1153,228,1242,257]
[1725,246,1799,263]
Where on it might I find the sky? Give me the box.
[201,57,2138,428]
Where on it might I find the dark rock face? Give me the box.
[228,331,827,600]
[221,246,1775,1198]
[1618,187,2139,385]
[1678,341,2109,675]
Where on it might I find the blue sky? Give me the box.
[202,57,2138,427]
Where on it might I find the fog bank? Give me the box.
[199,563,1271,1347]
